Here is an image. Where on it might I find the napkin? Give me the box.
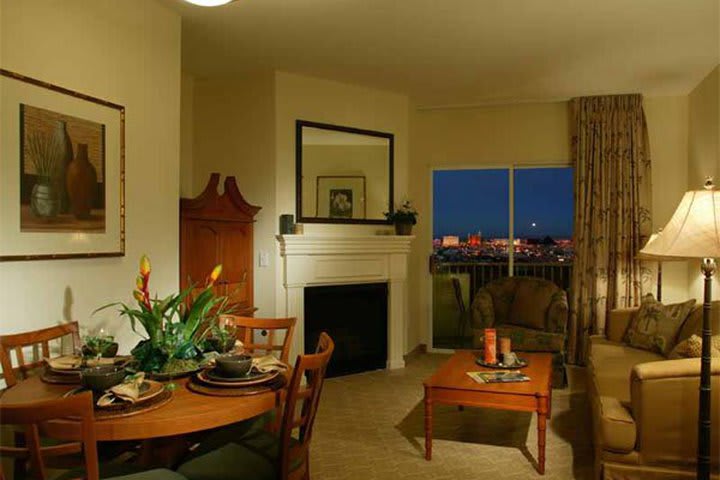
[97,372,145,406]
[46,355,116,370]
[252,355,288,373]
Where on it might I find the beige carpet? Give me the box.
[310,353,594,480]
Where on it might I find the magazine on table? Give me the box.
[466,371,530,384]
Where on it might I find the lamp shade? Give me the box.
[636,232,662,260]
[639,180,720,259]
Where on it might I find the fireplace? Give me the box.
[304,283,388,377]
[277,234,413,370]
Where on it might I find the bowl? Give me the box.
[80,365,126,392]
[215,354,252,377]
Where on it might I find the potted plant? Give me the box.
[81,332,119,358]
[203,320,238,354]
[96,255,232,378]
[384,200,418,235]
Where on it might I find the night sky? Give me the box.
[433,168,574,239]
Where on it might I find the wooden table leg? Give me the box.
[424,386,433,461]
[537,394,548,475]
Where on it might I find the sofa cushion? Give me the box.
[588,336,664,402]
[597,396,637,453]
[676,302,720,344]
[669,334,720,359]
[623,295,695,355]
[507,279,556,330]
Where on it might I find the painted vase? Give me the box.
[52,120,74,213]
[30,181,60,218]
[66,143,97,219]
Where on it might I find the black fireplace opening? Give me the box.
[304,283,388,378]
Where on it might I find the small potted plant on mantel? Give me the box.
[385,200,418,235]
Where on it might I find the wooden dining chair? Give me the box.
[177,332,335,480]
[0,322,81,389]
[0,392,186,480]
[221,316,296,364]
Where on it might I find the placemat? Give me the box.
[188,375,286,397]
[95,389,173,419]
[41,367,81,385]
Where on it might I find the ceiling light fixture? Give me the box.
[183,0,236,6]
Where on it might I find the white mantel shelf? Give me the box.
[277,234,414,370]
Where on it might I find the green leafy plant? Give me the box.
[82,333,116,358]
[384,200,418,225]
[203,320,238,354]
[95,255,232,374]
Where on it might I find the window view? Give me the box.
[432,167,573,349]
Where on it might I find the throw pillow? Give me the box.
[507,279,556,330]
[623,295,696,355]
[668,334,720,359]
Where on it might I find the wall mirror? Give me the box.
[296,120,393,225]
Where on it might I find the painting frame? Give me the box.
[0,69,125,261]
[315,175,367,219]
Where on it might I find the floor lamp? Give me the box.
[639,177,718,480]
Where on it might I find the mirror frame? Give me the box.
[296,119,394,225]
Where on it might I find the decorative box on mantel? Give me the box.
[277,234,414,369]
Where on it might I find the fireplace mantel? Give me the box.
[277,234,414,369]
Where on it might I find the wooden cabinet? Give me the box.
[180,173,260,316]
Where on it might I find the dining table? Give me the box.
[0,373,281,466]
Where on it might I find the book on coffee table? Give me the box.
[466,371,530,384]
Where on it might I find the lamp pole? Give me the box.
[698,258,714,480]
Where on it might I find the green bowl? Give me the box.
[215,354,252,377]
[80,365,125,392]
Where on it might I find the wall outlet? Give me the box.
[259,251,270,267]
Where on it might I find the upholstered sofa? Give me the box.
[470,276,568,387]
[589,302,720,479]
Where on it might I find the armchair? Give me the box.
[470,276,569,387]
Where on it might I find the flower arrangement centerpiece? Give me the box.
[384,200,418,235]
[97,255,232,376]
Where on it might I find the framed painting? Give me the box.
[0,69,125,261]
[315,176,366,219]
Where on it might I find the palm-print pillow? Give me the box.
[623,295,696,355]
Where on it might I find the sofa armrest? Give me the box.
[546,290,569,334]
[597,396,637,453]
[630,358,720,466]
[606,308,638,343]
[470,288,495,329]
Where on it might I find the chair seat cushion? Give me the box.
[108,469,187,480]
[55,464,184,480]
[178,430,301,480]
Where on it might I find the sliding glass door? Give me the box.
[431,166,573,350]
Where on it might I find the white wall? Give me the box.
[0,0,181,351]
[409,96,690,348]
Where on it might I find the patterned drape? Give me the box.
[568,94,653,364]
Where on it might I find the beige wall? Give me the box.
[687,66,720,300]
[180,72,195,198]
[188,71,277,317]
[273,71,410,346]
[409,97,690,347]
[0,0,181,351]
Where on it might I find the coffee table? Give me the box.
[423,351,553,474]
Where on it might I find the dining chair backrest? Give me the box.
[0,322,81,388]
[221,316,296,364]
[451,277,466,314]
[279,332,334,480]
[0,392,98,480]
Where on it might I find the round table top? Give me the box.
[0,375,277,441]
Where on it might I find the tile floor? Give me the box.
[310,353,594,480]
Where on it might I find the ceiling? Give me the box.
[163,0,719,107]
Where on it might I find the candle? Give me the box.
[499,337,512,356]
[484,328,497,364]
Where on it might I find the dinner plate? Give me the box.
[63,380,165,408]
[196,369,279,387]
[205,369,270,382]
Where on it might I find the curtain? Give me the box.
[568,94,653,364]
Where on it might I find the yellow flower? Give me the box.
[139,255,151,276]
[209,264,222,283]
[136,275,144,291]
[133,290,145,303]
